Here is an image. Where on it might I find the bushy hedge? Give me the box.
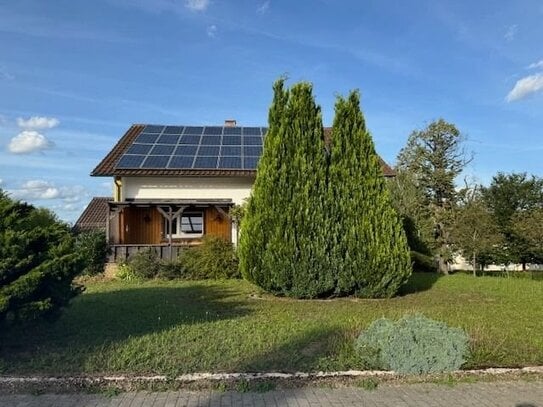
[180,236,239,279]
[117,236,239,281]
[75,231,109,276]
[0,190,84,325]
[355,314,470,374]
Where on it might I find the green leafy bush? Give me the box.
[411,251,437,273]
[0,190,84,325]
[75,231,109,275]
[126,248,161,279]
[181,236,239,279]
[355,314,469,374]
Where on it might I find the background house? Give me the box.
[76,121,395,261]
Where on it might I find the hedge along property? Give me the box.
[77,120,396,262]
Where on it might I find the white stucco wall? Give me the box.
[121,176,253,204]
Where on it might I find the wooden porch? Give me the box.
[106,199,233,262]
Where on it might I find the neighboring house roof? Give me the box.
[92,124,395,177]
[73,197,111,232]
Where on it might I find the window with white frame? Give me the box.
[164,210,204,238]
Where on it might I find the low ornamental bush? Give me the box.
[180,236,240,279]
[116,237,239,281]
[355,314,470,374]
[126,248,161,279]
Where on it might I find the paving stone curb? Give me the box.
[1,366,542,393]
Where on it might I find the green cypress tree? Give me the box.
[239,80,332,298]
[327,91,411,297]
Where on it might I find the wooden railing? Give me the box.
[108,244,189,263]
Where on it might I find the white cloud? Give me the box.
[506,73,543,102]
[11,180,60,200]
[7,130,54,154]
[528,60,543,70]
[185,0,209,11]
[17,116,60,129]
[206,24,217,38]
[504,24,517,42]
[10,180,87,203]
[257,1,270,14]
[0,178,3,186]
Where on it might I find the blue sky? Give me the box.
[1,0,542,222]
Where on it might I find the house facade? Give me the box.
[82,121,395,261]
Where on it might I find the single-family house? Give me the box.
[77,120,395,261]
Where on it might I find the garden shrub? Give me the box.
[115,263,141,282]
[126,248,161,279]
[355,314,469,374]
[180,236,239,279]
[75,231,109,275]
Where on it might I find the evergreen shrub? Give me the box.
[239,80,411,298]
[355,314,470,374]
[0,190,84,325]
[76,231,109,275]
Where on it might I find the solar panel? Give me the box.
[184,126,204,135]
[163,126,184,135]
[243,136,262,146]
[117,154,146,168]
[142,155,170,168]
[223,136,241,145]
[179,134,201,144]
[193,156,218,169]
[223,127,242,135]
[136,133,159,144]
[157,134,180,144]
[127,144,152,154]
[218,156,242,169]
[143,125,165,133]
[242,127,261,135]
[175,145,198,155]
[168,155,195,168]
[116,125,270,171]
[221,146,241,156]
[203,126,223,135]
[201,135,221,145]
[150,145,175,155]
[243,146,262,156]
[198,145,220,156]
[243,156,259,169]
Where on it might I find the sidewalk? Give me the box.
[1,380,542,406]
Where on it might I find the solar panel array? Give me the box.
[116,125,267,170]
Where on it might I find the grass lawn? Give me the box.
[1,273,542,376]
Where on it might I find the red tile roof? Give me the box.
[91,124,395,177]
[73,197,111,232]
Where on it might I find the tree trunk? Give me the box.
[522,262,527,271]
[472,252,477,277]
[438,255,448,275]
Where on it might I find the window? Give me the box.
[164,211,204,238]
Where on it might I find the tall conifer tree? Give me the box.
[327,91,411,297]
[239,80,332,297]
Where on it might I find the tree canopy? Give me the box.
[0,190,83,326]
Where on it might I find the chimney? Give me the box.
[224,119,237,127]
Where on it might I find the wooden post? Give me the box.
[157,205,187,261]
